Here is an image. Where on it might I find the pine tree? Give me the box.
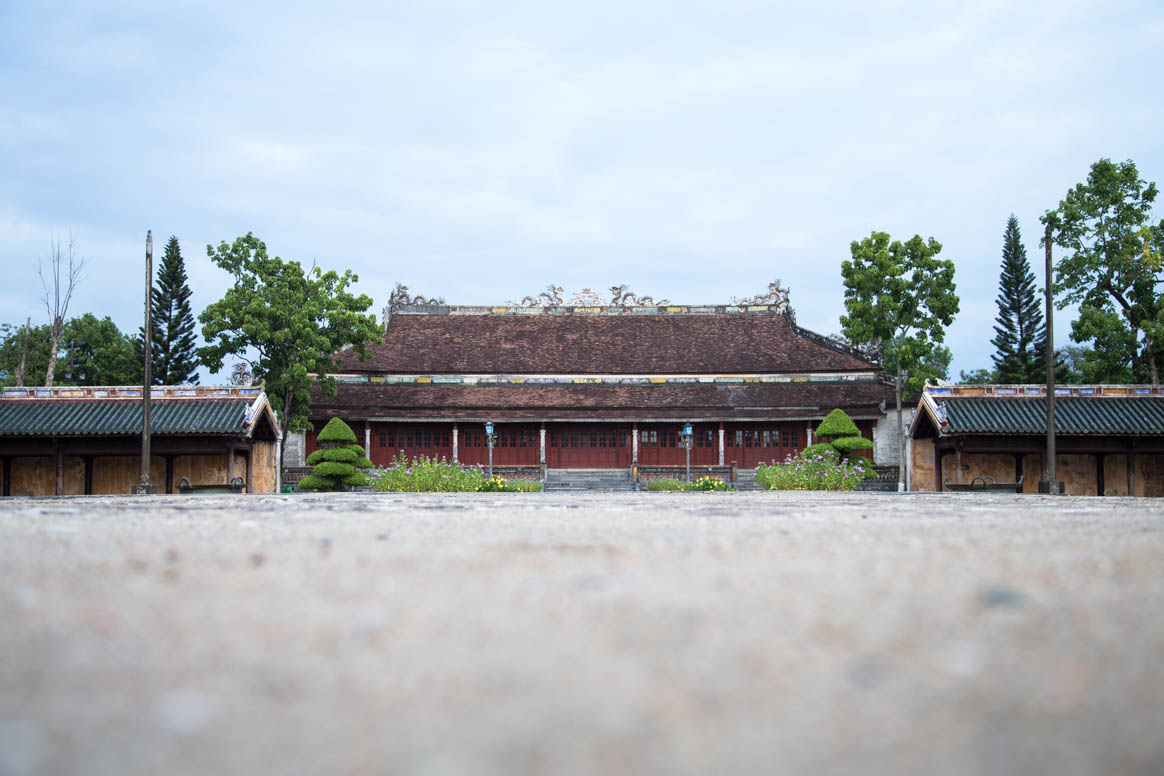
[990,215,1047,383]
[141,236,200,384]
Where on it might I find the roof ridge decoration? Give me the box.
[384,280,796,319]
[1,384,265,401]
[924,384,1162,398]
[729,280,790,311]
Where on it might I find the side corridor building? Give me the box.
[300,285,896,471]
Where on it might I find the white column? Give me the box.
[718,426,725,466]
[806,422,813,446]
[632,423,639,465]
[364,423,371,456]
[452,424,459,463]
[539,426,546,465]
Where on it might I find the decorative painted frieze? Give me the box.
[329,371,882,386]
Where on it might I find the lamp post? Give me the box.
[484,421,497,481]
[680,423,694,483]
[133,230,156,495]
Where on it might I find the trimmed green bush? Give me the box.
[812,408,874,477]
[317,417,358,444]
[815,408,860,438]
[314,460,356,478]
[320,447,359,463]
[298,418,371,491]
[832,436,874,454]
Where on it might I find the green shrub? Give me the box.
[320,446,359,463]
[832,436,873,454]
[645,476,727,491]
[313,460,356,478]
[317,417,358,444]
[812,408,873,474]
[298,418,371,491]
[815,408,860,438]
[686,475,728,491]
[476,475,542,492]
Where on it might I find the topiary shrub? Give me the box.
[298,418,374,491]
[815,408,860,439]
[813,408,875,478]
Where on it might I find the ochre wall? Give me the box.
[908,443,1163,496]
[938,453,1016,488]
[2,446,279,496]
[94,456,168,494]
[7,457,85,496]
[252,441,277,493]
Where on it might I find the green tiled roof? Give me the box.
[936,397,1164,435]
[0,399,251,436]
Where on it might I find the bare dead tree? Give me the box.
[38,233,86,387]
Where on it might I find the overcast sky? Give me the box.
[2,0,1162,380]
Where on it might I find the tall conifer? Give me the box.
[990,215,1046,383]
[145,236,200,384]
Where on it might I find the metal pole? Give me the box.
[1044,222,1057,494]
[485,422,495,481]
[682,423,692,483]
[137,230,154,494]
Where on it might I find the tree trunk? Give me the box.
[279,386,294,476]
[896,361,905,491]
[44,315,63,387]
[14,317,30,387]
[1145,337,1160,386]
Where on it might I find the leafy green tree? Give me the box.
[298,418,373,491]
[957,367,995,384]
[1042,158,1162,384]
[60,314,140,385]
[139,236,199,385]
[2,316,138,386]
[841,231,959,490]
[0,321,52,386]
[198,233,381,472]
[991,215,1048,383]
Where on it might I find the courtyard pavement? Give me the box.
[2,491,1163,775]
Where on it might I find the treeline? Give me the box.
[2,232,381,472]
[962,157,1163,385]
[1,236,199,387]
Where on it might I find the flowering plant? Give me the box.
[755,448,867,491]
[368,452,486,492]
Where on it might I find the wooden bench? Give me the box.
[943,475,1024,493]
[178,476,246,495]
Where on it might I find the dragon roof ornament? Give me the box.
[730,280,791,311]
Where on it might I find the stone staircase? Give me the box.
[543,468,636,492]
[734,468,764,491]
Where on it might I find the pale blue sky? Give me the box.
[2,0,1162,379]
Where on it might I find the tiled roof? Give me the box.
[934,397,1164,435]
[345,312,875,374]
[310,380,895,421]
[0,399,254,437]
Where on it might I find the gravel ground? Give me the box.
[2,491,1163,776]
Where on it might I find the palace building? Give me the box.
[298,284,897,472]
